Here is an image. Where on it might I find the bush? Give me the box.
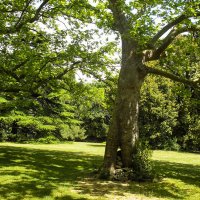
[61,125,86,141]
[0,130,8,142]
[131,142,155,181]
[36,136,60,144]
[163,138,180,151]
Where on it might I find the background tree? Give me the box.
[0,0,116,142]
[160,35,200,151]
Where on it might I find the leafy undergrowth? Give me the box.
[0,142,199,200]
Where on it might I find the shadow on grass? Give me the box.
[75,159,200,199]
[0,145,199,200]
[154,160,200,188]
[0,145,102,200]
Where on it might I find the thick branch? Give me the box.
[29,0,49,23]
[108,0,130,33]
[148,12,200,47]
[147,26,200,61]
[145,66,200,88]
[149,15,187,46]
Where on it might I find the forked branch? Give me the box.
[147,26,200,61]
[149,14,188,46]
[148,12,200,47]
[108,0,130,33]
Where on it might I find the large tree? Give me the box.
[100,0,200,177]
[0,0,199,178]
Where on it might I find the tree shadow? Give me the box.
[75,159,200,199]
[0,145,102,200]
[55,195,88,200]
[154,160,200,188]
[0,145,199,200]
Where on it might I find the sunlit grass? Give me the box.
[0,142,199,200]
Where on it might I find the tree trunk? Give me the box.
[11,121,18,142]
[100,38,147,177]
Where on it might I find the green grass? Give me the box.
[0,142,199,200]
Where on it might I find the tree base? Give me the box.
[97,166,156,182]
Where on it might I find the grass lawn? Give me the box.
[0,142,199,200]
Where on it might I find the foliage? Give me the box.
[0,85,84,142]
[72,82,111,141]
[140,74,199,151]
[131,142,155,181]
[0,0,199,182]
[36,135,60,144]
[174,84,200,151]
[60,125,86,141]
[0,0,116,142]
[140,75,179,150]
[139,35,200,151]
[159,35,200,151]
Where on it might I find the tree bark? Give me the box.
[100,38,147,177]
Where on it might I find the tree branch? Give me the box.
[108,0,130,34]
[1,0,50,34]
[12,59,29,71]
[55,61,81,79]
[31,61,82,91]
[29,0,50,23]
[147,26,200,61]
[145,66,200,88]
[14,0,33,28]
[149,15,188,46]
[148,12,200,48]
[0,88,22,93]
[0,67,20,81]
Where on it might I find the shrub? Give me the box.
[36,136,60,144]
[131,142,155,181]
[163,138,180,151]
[60,125,86,141]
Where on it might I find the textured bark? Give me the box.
[99,106,120,177]
[100,38,147,177]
